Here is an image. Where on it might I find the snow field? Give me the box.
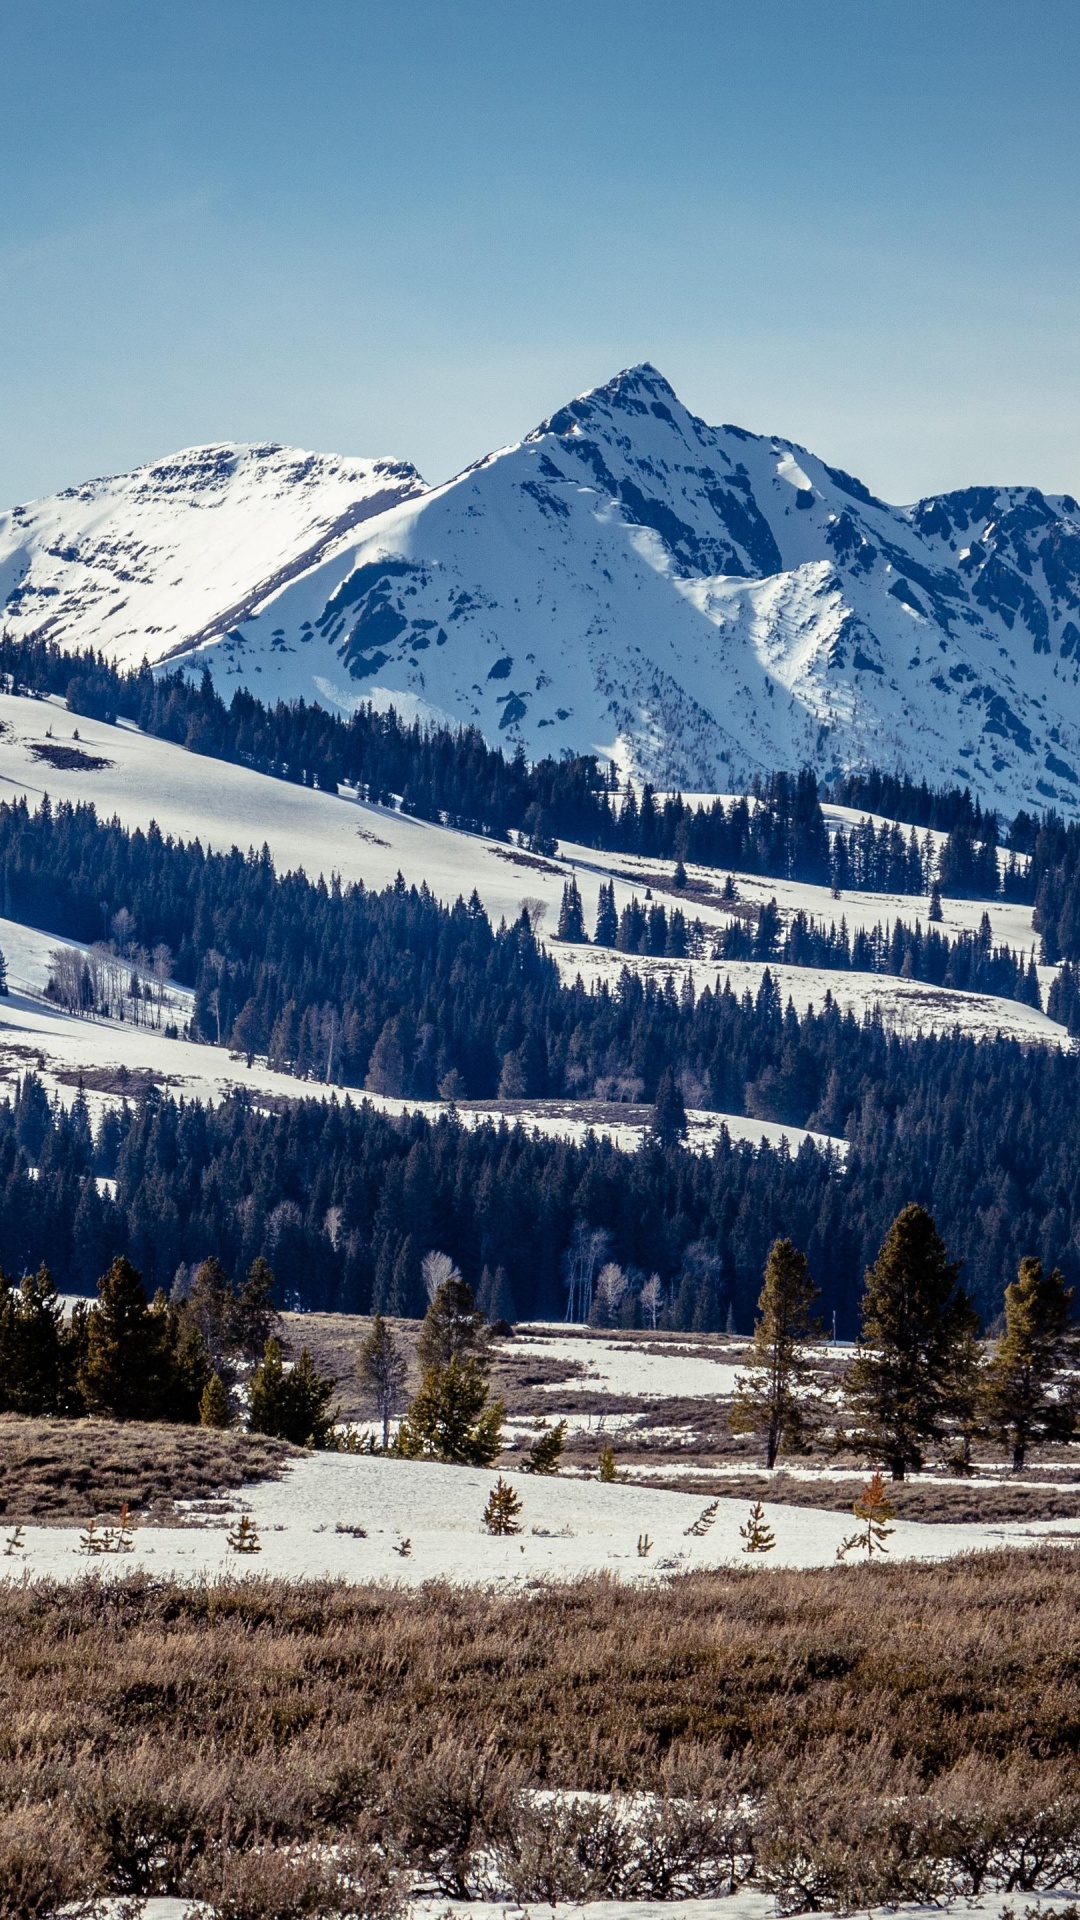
[83,1891,1080,1920]
[554,944,1070,1048]
[4,1449,1078,1589]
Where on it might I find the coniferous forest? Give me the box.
[2,639,1080,1333]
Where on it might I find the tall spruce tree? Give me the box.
[844,1205,973,1479]
[79,1256,162,1421]
[983,1257,1076,1470]
[649,1068,688,1148]
[593,880,618,947]
[7,1265,66,1414]
[556,878,587,943]
[728,1238,821,1468]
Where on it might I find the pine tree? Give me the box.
[556,878,587,943]
[523,1419,566,1474]
[79,1256,161,1421]
[282,1346,338,1447]
[844,1205,972,1479]
[928,883,943,923]
[482,1475,523,1534]
[357,1313,408,1448]
[593,879,618,947]
[416,1271,488,1372]
[199,1371,231,1429]
[6,1264,65,1415]
[739,1500,776,1554]
[837,1469,896,1560]
[233,1256,281,1363]
[649,1068,688,1148]
[598,1443,617,1482]
[728,1238,821,1468]
[247,1336,289,1436]
[394,1356,503,1465]
[983,1257,1076,1469]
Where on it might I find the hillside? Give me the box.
[6,366,1080,813]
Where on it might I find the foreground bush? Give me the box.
[2,1552,1080,1909]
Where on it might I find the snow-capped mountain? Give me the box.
[5,366,1080,812]
[0,441,424,665]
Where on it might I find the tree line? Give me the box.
[7,980,1080,1327]
[0,632,1020,897]
[733,1206,1076,1478]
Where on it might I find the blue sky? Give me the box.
[2,1,1078,505]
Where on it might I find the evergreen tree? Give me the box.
[247,1336,288,1437]
[983,1257,1077,1469]
[233,1257,281,1363]
[556,878,587,943]
[5,1265,66,1415]
[844,1205,972,1479]
[482,1475,523,1534]
[739,1500,776,1554]
[248,1337,337,1447]
[523,1419,566,1474]
[79,1256,162,1421]
[199,1371,231,1429]
[837,1469,896,1560]
[728,1238,821,1468]
[648,1068,687,1148]
[416,1272,488,1372]
[282,1347,338,1447]
[394,1356,503,1465]
[184,1256,234,1368]
[156,1291,214,1422]
[357,1313,408,1448]
[598,1443,617,1482]
[593,879,618,947]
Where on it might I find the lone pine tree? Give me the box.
[357,1312,408,1449]
[394,1356,503,1466]
[482,1475,523,1535]
[983,1257,1077,1470]
[729,1237,821,1468]
[523,1419,566,1474]
[844,1205,974,1479]
[199,1371,231,1429]
[416,1269,489,1372]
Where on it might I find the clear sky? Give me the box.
[2,0,1079,507]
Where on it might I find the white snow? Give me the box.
[0,694,1056,1060]
[554,943,1070,1049]
[0,441,424,663]
[4,1449,1077,1589]
[511,1331,742,1400]
[7,366,1080,813]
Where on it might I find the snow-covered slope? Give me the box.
[167,369,1080,814]
[7,368,1080,813]
[0,441,424,661]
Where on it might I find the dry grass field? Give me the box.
[0,1415,295,1522]
[3,1550,1080,1913]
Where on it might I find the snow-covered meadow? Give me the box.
[3,1447,1077,1589]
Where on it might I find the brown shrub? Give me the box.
[0,1801,98,1919]
[1,1552,1080,1902]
